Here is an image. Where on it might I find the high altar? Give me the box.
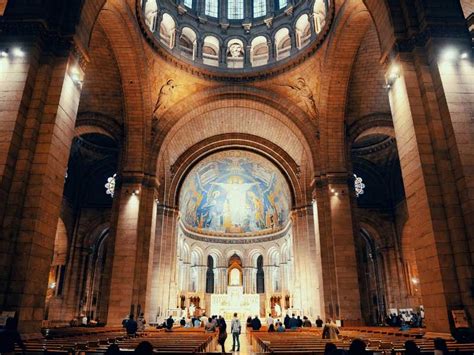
[211,286,260,319]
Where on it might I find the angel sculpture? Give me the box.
[280,77,320,137]
[153,79,178,115]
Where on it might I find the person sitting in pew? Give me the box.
[348,339,367,355]
[276,322,285,332]
[268,324,275,332]
[434,338,449,355]
[303,316,312,327]
[105,343,120,355]
[251,315,262,330]
[165,315,174,331]
[135,341,153,355]
[324,342,337,355]
[404,340,420,355]
[180,317,186,326]
[0,317,25,355]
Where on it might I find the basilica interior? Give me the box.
[0,0,473,345]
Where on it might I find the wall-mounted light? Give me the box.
[384,64,400,90]
[0,49,8,57]
[12,47,25,57]
[460,52,469,60]
[69,66,83,88]
[131,189,140,196]
[411,277,419,285]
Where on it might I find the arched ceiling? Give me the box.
[162,105,306,167]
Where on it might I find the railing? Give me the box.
[227,56,244,68]
[251,53,269,67]
[276,46,291,61]
[179,45,195,60]
[203,53,219,66]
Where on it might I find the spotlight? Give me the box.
[411,277,419,285]
[132,189,140,195]
[0,49,8,57]
[330,188,335,193]
[460,52,469,60]
[442,47,458,61]
[388,65,400,82]
[12,47,25,57]
[70,66,83,86]
[334,192,339,196]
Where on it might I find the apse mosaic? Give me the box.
[180,151,291,236]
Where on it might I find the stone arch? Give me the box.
[95,2,153,173]
[167,136,303,209]
[319,0,374,171]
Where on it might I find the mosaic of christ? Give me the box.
[180,151,291,235]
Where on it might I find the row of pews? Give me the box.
[250,327,474,354]
[16,327,217,354]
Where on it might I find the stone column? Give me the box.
[0,38,84,332]
[315,178,362,323]
[386,46,473,332]
[107,176,158,324]
[148,206,179,320]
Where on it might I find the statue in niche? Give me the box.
[274,303,282,317]
[279,77,320,137]
[153,79,178,116]
[228,43,243,58]
[189,303,196,317]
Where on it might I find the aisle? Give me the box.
[216,333,254,354]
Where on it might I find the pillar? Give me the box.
[0,39,84,332]
[386,45,473,332]
[106,176,157,324]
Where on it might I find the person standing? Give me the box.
[266,313,274,328]
[166,315,174,331]
[231,313,241,352]
[126,315,138,336]
[217,317,227,353]
[315,316,323,328]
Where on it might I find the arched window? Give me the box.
[250,36,269,67]
[228,0,244,19]
[203,35,220,66]
[178,27,197,60]
[295,14,311,49]
[160,13,176,49]
[278,0,288,9]
[206,255,215,293]
[313,0,327,34]
[205,0,218,17]
[253,0,266,17]
[274,28,291,60]
[143,0,158,31]
[256,255,265,293]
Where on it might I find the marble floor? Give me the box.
[215,333,254,354]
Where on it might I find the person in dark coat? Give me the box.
[296,315,303,327]
[166,315,174,330]
[349,339,367,355]
[126,315,138,336]
[251,315,262,330]
[289,314,298,329]
[135,341,153,355]
[217,317,227,353]
[284,314,291,329]
[316,316,324,328]
[0,318,25,354]
[404,340,421,355]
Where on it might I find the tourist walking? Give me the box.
[231,313,241,352]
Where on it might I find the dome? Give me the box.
[179,150,292,236]
[139,0,333,78]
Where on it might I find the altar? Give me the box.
[211,286,260,320]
